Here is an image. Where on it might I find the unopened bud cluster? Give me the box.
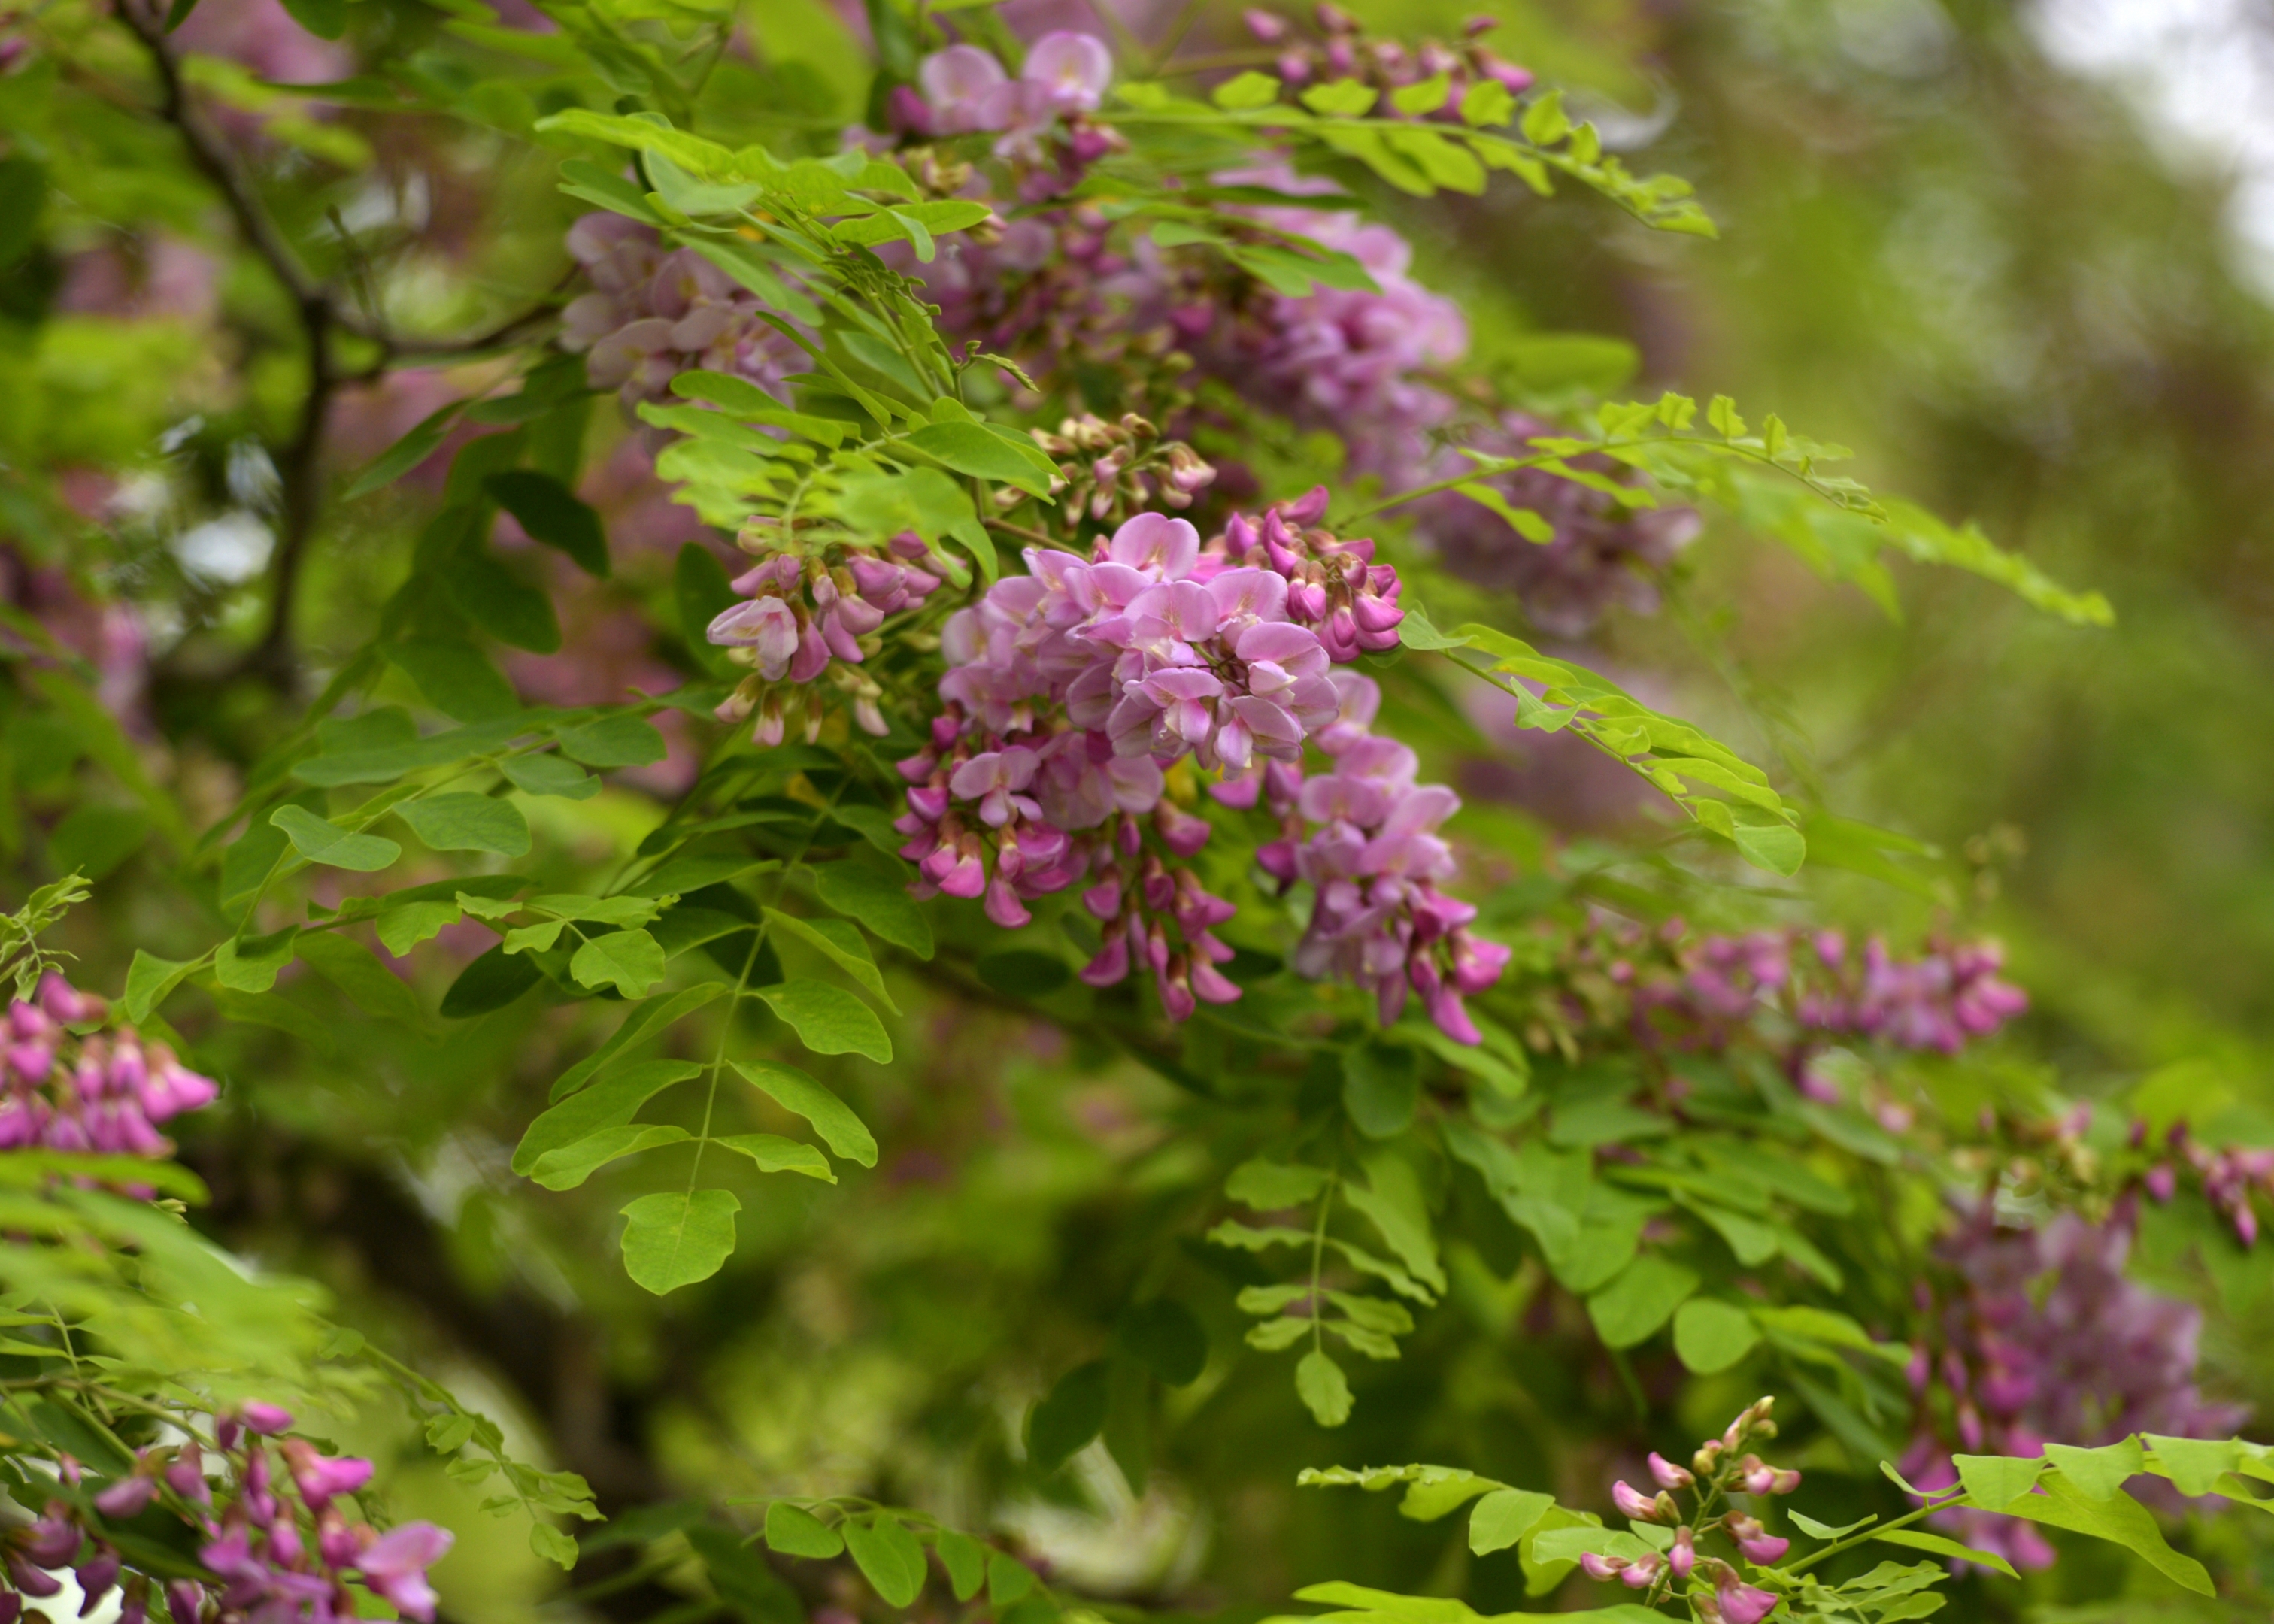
[708,523,943,744]
[1584,1398,1797,1624]
[1024,413,1217,523]
[1239,7,1535,108]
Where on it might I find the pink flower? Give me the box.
[356,1522,454,1623]
[708,596,802,680]
[1023,32,1113,114]
[1718,1582,1780,1624]
[1648,1451,1693,1491]
[1610,1480,1663,1522]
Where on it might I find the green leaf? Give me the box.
[555,715,668,768]
[618,1189,740,1295]
[763,910,897,1013]
[987,1551,1036,1608]
[570,929,666,997]
[1460,80,1515,126]
[755,979,891,1062]
[1954,1453,2045,1510]
[347,402,465,498]
[278,0,345,38]
[1453,481,1555,543]
[384,640,520,723]
[935,1530,986,1602]
[1671,1298,1762,1374]
[1114,1298,1207,1386]
[1732,820,1807,877]
[48,804,148,882]
[902,422,1057,497]
[2144,1435,2240,1497]
[732,1059,877,1167]
[686,1522,801,1624]
[377,900,460,957]
[1872,1529,2019,1579]
[486,470,609,577]
[270,806,402,872]
[444,545,562,654]
[1302,79,1379,116]
[529,1523,579,1571]
[531,1124,691,1190]
[813,862,932,959]
[1213,70,1281,109]
[1585,1256,1699,1350]
[1343,1150,1446,1296]
[1342,1044,1418,1138]
[1296,1348,1353,1427]
[844,1515,926,1608]
[296,932,424,1027]
[1226,1159,1331,1210]
[397,793,532,856]
[1028,1360,1109,1470]
[765,1501,844,1559]
[441,943,542,1018]
[1469,1489,1555,1556]
[215,927,299,993]
[1520,88,1569,145]
[1991,1475,2212,1595]
[2045,1438,2144,1501]
[552,983,726,1101]
[714,1134,835,1183]
[514,1059,703,1175]
[499,754,598,800]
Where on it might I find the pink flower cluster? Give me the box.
[709,527,943,742]
[893,32,1118,169]
[561,217,801,426]
[2,974,217,1159]
[1584,1398,1795,1623]
[1178,171,1469,486]
[1898,1204,2243,1571]
[1242,672,1510,1041]
[1239,6,1534,104]
[1590,919,2028,1065]
[12,1404,452,1624]
[900,498,1505,1035]
[2141,1123,2272,1247]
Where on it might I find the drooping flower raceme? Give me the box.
[2,974,217,1162]
[1898,1204,2244,1572]
[903,498,1505,1035]
[708,523,944,743]
[1568,916,2028,1075]
[1242,672,1511,1041]
[14,1404,453,1624]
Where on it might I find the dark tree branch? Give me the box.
[114,0,561,685]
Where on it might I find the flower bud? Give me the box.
[1610,1480,1662,1522]
[1647,1452,1693,1491]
